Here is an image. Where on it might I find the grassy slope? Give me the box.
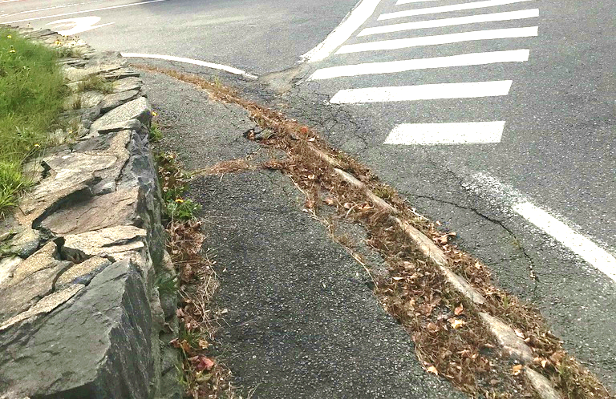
[0,28,66,215]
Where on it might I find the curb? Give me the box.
[317,148,562,399]
[0,27,178,399]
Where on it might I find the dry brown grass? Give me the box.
[141,65,613,399]
[159,153,237,399]
[191,159,255,178]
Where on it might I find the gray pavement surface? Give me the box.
[143,70,463,398]
[2,0,615,393]
[0,0,358,75]
[278,0,616,390]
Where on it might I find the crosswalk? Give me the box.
[308,0,539,145]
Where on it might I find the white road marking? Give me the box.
[330,80,512,103]
[468,172,616,283]
[387,0,533,18]
[514,202,616,283]
[2,0,167,24]
[0,1,96,18]
[384,121,505,144]
[47,17,113,36]
[338,26,537,54]
[310,49,529,80]
[301,0,384,62]
[359,9,539,36]
[120,53,258,79]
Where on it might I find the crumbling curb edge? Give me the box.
[0,26,180,399]
[329,152,562,399]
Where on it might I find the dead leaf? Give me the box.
[449,319,466,329]
[427,322,440,333]
[550,351,565,365]
[192,355,215,372]
[195,372,213,383]
[324,197,335,205]
[454,304,464,315]
[512,364,523,375]
[358,203,373,211]
[427,365,439,375]
[198,339,209,349]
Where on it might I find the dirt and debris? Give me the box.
[141,65,613,399]
[158,152,238,399]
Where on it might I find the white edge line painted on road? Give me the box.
[330,80,512,103]
[338,26,538,54]
[513,202,616,283]
[384,121,505,145]
[398,0,443,3]
[2,0,167,24]
[57,22,115,36]
[389,0,533,17]
[310,49,529,80]
[300,0,383,63]
[468,172,616,283]
[359,9,539,36]
[120,53,259,80]
[1,1,93,19]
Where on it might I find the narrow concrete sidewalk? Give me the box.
[142,69,464,399]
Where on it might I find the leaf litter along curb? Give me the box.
[139,65,613,399]
[156,151,238,399]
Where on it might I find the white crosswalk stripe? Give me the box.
[308,0,539,146]
[384,122,506,145]
[359,9,539,36]
[388,0,533,18]
[338,26,537,54]
[330,81,512,103]
[310,49,529,80]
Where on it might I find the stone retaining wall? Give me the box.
[0,29,178,399]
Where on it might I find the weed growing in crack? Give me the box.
[371,184,395,200]
[77,75,113,94]
[149,122,163,143]
[156,273,178,296]
[156,152,201,222]
[156,148,236,398]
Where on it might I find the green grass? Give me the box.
[156,152,202,222]
[149,120,163,143]
[77,74,113,94]
[0,29,68,216]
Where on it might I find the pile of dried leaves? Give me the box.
[157,152,236,399]
[142,65,612,399]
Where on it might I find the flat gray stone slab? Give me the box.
[90,96,151,135]
[192,171,463,399]
[0,260,154,399]
[100,89,140,113]
[113,77,142,93]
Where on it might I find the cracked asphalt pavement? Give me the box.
[3,0,614,394]
[143,70,464,398]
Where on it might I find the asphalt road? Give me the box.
[2,0,615,393]
[0,0,358,75]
